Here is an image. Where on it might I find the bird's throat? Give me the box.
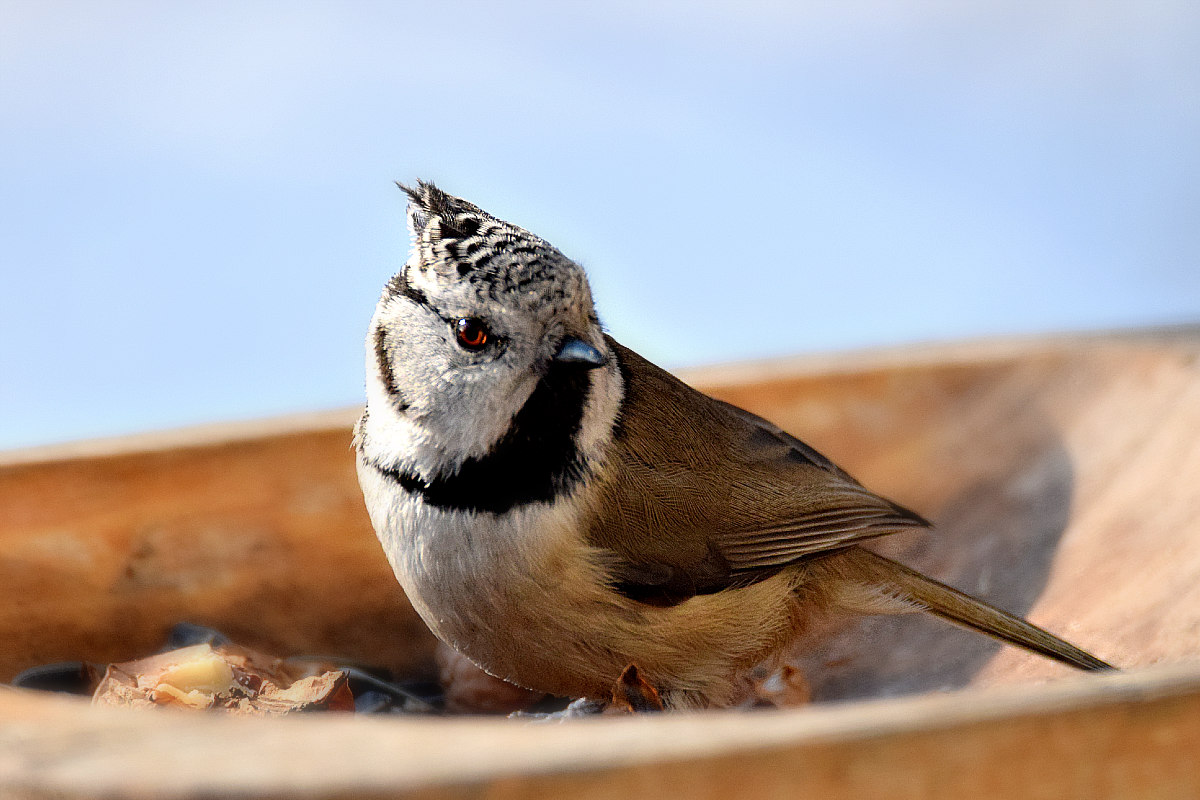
[370,363,596,514]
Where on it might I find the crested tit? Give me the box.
[355,182,1111,709]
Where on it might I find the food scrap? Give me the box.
[13,624,809,715]
[91,642,354,714]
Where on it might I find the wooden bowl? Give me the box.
[2,327,1199,798]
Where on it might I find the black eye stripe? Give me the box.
[384,269,431,308]
[372,325,410,411]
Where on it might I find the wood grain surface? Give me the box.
[0,411,438,683]
[0,664,1197,800]
[1,327,1198,798]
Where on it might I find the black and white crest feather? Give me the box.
[359,180,614,521]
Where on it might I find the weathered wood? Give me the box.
[0,664,1197,799]
[695,326,1200,698]
[1,327,1199,798]
[0,410,438,683]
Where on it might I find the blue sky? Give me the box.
[2,1,1198,450]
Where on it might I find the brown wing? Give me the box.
[585,338,928,604]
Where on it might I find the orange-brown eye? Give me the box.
[454,317,490,350]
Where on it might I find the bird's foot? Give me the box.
[609,663,665,713]
[510,663,666,719]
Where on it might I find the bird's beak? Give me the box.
[553,337,606,369]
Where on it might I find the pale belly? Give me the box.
[360,465,803,706]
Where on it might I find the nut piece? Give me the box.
[92,642,353,714]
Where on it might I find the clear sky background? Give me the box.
[2,1,1198,451]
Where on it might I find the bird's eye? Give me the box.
[454,317,491,351]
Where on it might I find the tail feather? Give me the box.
[832,547,1114,672]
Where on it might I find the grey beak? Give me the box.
[554,337,606,369]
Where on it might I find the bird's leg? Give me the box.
[514,663,665,718]
[610,663,665,712]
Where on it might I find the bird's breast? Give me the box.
[358,455,805,705]
[378,484,618,674]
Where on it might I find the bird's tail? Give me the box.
[826,547,1113,672]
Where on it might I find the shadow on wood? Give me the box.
[794,423,1075,701]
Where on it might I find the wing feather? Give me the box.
[585,339,929,602]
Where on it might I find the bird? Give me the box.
[354,180,1112,710]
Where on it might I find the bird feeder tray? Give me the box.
[2,327,1198,798]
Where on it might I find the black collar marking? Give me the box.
[369,362,595,515]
